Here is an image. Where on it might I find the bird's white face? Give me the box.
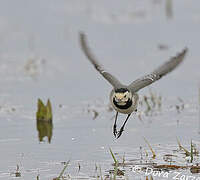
[114,91,132,105]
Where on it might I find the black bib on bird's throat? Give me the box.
[113,98,132,109]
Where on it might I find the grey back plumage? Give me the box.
[128,48,188,92]
[79,33,124,89]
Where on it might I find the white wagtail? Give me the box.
[79,33,188,138]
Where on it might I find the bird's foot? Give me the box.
[117,127,124,139]
[113,124,117,137]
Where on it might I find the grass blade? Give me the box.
[109,148,118,180]
[191,140,193,163]
[58,160,70,179]
[143,137,156,159]
[176,137,190,156]
[109,148,118,165]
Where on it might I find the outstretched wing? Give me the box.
[79,32,123,89]
[129,48,188,93]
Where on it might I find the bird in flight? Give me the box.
[79,32,188,139]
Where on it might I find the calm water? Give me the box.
[0,0,200,179]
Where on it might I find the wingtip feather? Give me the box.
[180,47,188,57]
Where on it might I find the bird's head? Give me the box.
[114,88,132,105]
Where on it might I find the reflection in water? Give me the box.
[166,0,173,19]
[36,120,53,143]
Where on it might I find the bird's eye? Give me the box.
[124,95,127,98]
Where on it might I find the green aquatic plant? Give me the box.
[110,148,118,166]
[109,148,125,180]
[110,148,118,180]
[191,140,194,163]
[53,160,70,180]
[36,99,52,121]
[143,137,156,159]
[176,138,190,156]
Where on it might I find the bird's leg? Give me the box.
[113,111,118,137]
[117,114,131,139]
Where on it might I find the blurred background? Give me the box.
[0,0,200,179]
